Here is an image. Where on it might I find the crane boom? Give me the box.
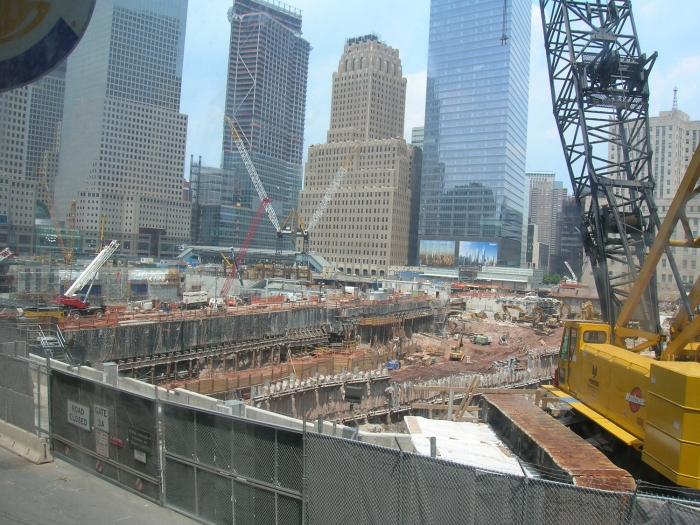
[307,144,360,231]
[63,240,120,297]
[564,261,577,283]
[224,115,279,231]
[539,0,668,341]
[220,198,270,297]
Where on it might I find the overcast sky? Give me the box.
[180,0,700,191]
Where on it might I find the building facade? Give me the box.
[297,35,418,277]
[607,108,700,294]
[222,0,310,250]
[54,0,191,258]
[526,171,566,269]
[419,0,531,267]
[1,61,67,255]
[0,177,37,256]
[411,126,424,149]
[188,157,256,247]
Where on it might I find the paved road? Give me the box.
[0,447,196,525]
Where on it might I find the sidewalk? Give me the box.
[0,446,196,525]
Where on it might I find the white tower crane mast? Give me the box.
[224,116,279,231]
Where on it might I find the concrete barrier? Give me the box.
[0,420,52,464]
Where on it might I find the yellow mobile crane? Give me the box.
[540,0,700,488]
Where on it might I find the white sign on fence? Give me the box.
[94,404,109,433]
[96,429,109,458]
[68,400,90,431]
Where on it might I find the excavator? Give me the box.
[449,333,465,361]
[539,0,700,488]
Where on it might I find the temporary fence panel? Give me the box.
[50,369,160,502]
[161,400,303,525]
[0,341,49,437]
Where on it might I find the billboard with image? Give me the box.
[419,240,455,267]
[459,241,498,266]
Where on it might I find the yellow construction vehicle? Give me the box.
[560,300,573,319]
[580,301,599,321]
[503,304,524,321]
[533,322,554,336]
[449,333,464,361]
[545,150,700,488]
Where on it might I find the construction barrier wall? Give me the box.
[40,361,700,525]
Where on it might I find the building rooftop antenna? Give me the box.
[501,0,509,45]
[672,86,678,111]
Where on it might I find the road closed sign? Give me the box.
[0,1,96,91]
[67,399,90,431]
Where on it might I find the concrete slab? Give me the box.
[404,416,525,476]
[0,446,196,525]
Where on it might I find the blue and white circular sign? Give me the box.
[0,0,95,92]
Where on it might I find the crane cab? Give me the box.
[557,320,650,442]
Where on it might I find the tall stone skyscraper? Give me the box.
[419,0,531,267]
[297,35,420,276]
[222,0,310,249]
[55,0,190,257]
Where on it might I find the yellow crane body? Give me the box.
[555,320,700,488]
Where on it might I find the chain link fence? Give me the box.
[0,340,49,437]
[50,369,161,502]
[42,363,700,525]
[304,432,700,525]
[161,400,303,524]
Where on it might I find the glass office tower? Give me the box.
[222,0,310,250]
[419,0,530,266]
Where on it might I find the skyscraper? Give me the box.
[419,0,531,267]
[297,35,419,277]
[608,106,700,294]
[526,171,567,269]
[55,0,190,257]
[222,0,310,249]
[0,61,66,256]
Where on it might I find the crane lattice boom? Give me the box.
[0,248,12,263]
[224,116,279,231]
[63,240,120,298]
[539,0,670,339]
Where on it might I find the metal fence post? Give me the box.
[156,391,165,506]
[317,414,323,434]
[36,363,41,438]
[302,414,307,525]
[47,359,53,454]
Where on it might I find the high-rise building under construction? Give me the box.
[221,0,310,249]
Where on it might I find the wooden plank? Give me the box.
[411,403,480,411]
[454,377,480,421]
[411,386,535,394]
